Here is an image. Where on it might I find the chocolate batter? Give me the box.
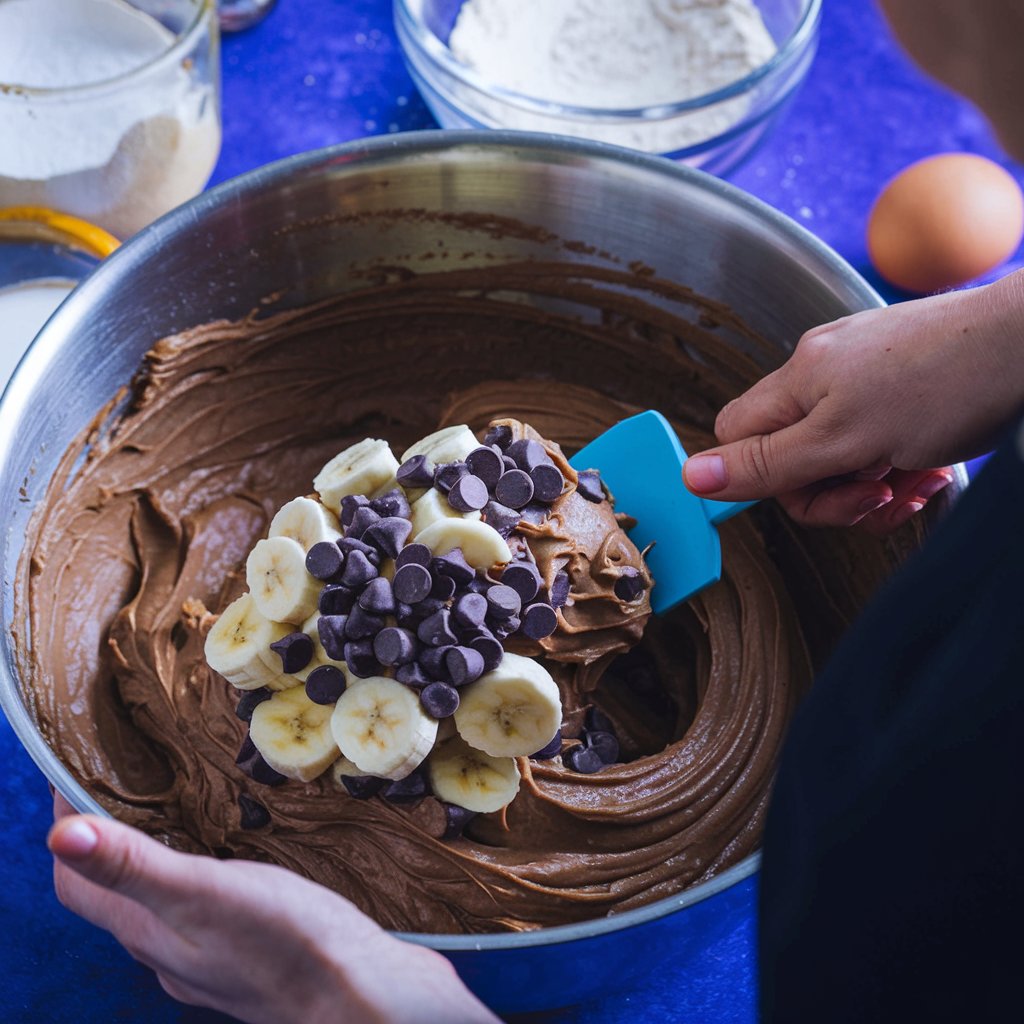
[15,261,918,933]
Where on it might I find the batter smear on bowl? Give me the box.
[15,261,904,933]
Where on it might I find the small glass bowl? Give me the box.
[394,0,822,177]
[0,0,220,239]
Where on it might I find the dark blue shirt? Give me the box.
[760,418,1024,1023]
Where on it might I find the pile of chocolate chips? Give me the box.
[398,424,605,538]
[564,707,621,774]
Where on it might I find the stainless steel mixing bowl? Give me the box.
[0,131,965,1015]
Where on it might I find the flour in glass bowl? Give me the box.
[0,0,220,238]
[447,0,778,152]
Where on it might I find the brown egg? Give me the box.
[866,153,1024,293]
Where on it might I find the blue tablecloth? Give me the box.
[2,2,1021,1021]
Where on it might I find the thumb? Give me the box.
[683,416,850,502]
[48,813,198,920]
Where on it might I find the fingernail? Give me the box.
[916,474,952,501]
[51,819,98,860]
[889,501,925,528]
[684,454,728,494]
[858,494,893,516]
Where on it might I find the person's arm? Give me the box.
[48,794,498,1024]
[683,270,1024,531]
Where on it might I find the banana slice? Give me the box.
[204,593,291,689]
[415,517,512,570]
[331,676,438,781]
[249,685,341,782]
[268,496,341,550]
[410,487,481,538]
[330,755,364,784]
[401,424,479,467]
[246,536,321,625]
[454,652,562,758]
[314,439,400,514]
[428,734,521,814]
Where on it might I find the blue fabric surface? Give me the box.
[2,1,1021,1021]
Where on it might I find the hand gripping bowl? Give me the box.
[0,132,964,1016]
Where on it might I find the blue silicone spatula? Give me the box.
[569,410,754,614]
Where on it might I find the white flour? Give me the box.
[447,0,778,152]
[0,0,220,237]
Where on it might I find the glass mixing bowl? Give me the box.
[395,0,822,176]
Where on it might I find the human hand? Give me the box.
[49,793,497,1024]
[683,272,1024,532]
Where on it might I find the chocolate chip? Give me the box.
[418,645,452,679]
[486,584,521,621]
[393,562,433,605]
[269,631,314,675]
[234,687,272,723]
[507,438,552,473]
[364,516,413,559]
[431,548,474,586]
[305,541,344,581]
[586,730,620,765]
[340,549,378,588]
[453,592,488,629]
[502,455,517,472]
[418,608,459,648]
[235,735,287,786]
[441,802,478,840]
[614,567,646,603]
[370,488,412,521]
[305,664,347,704]
[585,706,615,734]
[469,633,504,673]
[465,446,505,488]
[346,504,381,539]
[411,597,446,618]
[345,604,386,640]
[500,562,542,603]
[420,681,460,718]
[341,774,386,799]
[445,646,485,687]
[395,542,432,569]
[318,614,349,661]
[338,536,380,563]
[344,639,382,678]
[565,744,604,774]
[483,424,513,451]
[397,454,436,489]
[239,793,271,829]
[492,615,520,640]
[434,461,469,495]
[383,771,428,803]
[319,583,357,616]
[541,573,567,612]
[530,732,563,760]
[576,469,605,503]
[481,499,521,539]
[358,576,396,616]
[530,463,564,504]
[521,602,558,640]
[447,474,489,513]
[396,661,433,688]
[519,502,548,525]
[465,574,491,595]
[494,469,534,509]
[373,626,419,667]
[340,494,370,529]
[430,571,457,602]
